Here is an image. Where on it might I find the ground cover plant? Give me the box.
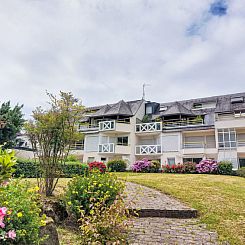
[115,172,245,245]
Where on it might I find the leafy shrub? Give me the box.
[14,159,40,178]
[182,162,196,173]
[14,159,88,178]
[162,163,184,173]
[107,159,127,172]
[65,172,124,219]
[0,179,46,244]
[196,159,218,174]
[132,158,151,172]
[88,161,106,173]
[79,192,129,244]
[0,147,16,184]
[61,162,88,177]
[236,167,245,178]
[149,160,161,173]
[66,155,79,162]
[217,161,233,175]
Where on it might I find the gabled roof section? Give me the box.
[160,102,194,116]
[103,100,133,116]
[92,104,111,117]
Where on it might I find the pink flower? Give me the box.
[0,207,7,217]
[7,230,16,240]
[0,221,5,228]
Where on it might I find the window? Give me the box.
[239,159,245,168]
[117,136,128,146]
[167,158,175,166]
[101,157,107,162]
[193,103,202,109]
[87,157,95,163]
[183,158,203,164]
[218,128,236,149]
[231,97,244,104]
[146,104,153,114]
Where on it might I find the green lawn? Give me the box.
[115,173,245,245]
[25,174,245,244]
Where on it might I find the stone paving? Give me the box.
[125,182,197,218]
[125,182,221,245]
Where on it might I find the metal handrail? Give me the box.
[237,140,245,147]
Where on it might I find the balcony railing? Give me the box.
[237,140,245,147]
[99,121,115,131]
[70,142,84,150]
[163,119,204,129]
[135,122,162,133]
[98,143,115,153]
[183,141,216,149]
[135,145,162,155]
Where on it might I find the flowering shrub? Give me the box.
[79,192,129,244]
[196,159,218,174]
[149,160,161,173]
[182,162,196,173]
[0,179,46,244]
[89,161,106,173]
[132,158,151,172]
[65,172,124,219]
[162,163,184,173]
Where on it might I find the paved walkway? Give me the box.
[125,182,221,245]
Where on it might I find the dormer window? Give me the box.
[145,104,153,114]
[193,103,203,109]
[231,97,244,104]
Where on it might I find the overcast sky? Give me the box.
[0,0,245,117]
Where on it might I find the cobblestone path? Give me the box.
[125,182,221,245]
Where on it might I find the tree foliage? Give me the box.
[25,91,85,196]
[0,101,24,148]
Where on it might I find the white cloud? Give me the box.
[0,0,244,117]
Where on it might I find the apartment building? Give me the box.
[77,92,245,170]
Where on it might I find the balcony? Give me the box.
[99,120,131,133]
[70,142,84,151]
[135,145,162,155]
[182,141,217,154]
[135,122,162,134]
[163,118,204,129]
[98,143,131,154]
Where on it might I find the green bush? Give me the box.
[14,159,40,178]
[236,167,245,178]
[182,162,196,173]
[107,159,127,172]
[61,162,88,177]
[0,179,46,244]
[149,160,161,173]
[14,159,88,178]
[65,172,124,219]
[66,155,79,162]
[0,147,16,184]
[218,161,233,175]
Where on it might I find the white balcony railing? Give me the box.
[183,141,216,149]
[70,142,84,150]
[163,119,204,129]
[99,121,115,131]
[237,140,245,147]
[98,143,115,153]
[135,145,162,155]
[135,122,162,133]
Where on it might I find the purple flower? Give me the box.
[132,158,151,172]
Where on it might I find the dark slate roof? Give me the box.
[158,92,245,115]
[87,99,143,117]
[160,102,194,116]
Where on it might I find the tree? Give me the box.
[25,92,85,196]
[0,101,24,148]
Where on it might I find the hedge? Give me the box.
[14,159,88,178]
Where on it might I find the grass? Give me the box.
[25,174,245,244]
[114,173,245,245]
